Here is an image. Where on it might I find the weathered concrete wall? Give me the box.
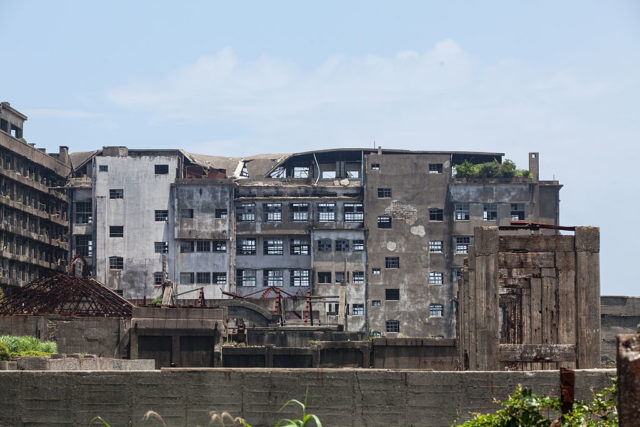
[601,296,640,366]
[372,338,457,370]
[0,368,614,426]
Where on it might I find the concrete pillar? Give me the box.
[574,226,600,368]
[529,152,539,181]
[617,334,640,423]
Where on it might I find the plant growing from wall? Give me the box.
[0,335,58,357]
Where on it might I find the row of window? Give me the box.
[383,307,444,332]
[236,202,363,223]
[326,303,365,315]
[237,269,310,287]
[370,163,443,174]
[177,272,227,285]
[454,203,525,221]
[317,271,365,284]
[100,164,170,175]
[236,238,365,255]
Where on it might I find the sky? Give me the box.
[1,1,639,295]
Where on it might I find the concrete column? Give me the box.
[574,226,600,368]
[617,334,640,423]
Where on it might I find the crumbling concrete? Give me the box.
[617,334,640,423]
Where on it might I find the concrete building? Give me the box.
[0,102,71,292]
[69,146,561,337]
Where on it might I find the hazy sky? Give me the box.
[1,1,639,295]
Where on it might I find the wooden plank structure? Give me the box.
[457,226,600,370]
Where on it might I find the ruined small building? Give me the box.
[0,102,71,293]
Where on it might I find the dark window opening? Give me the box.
[385,289,400,300]
[155,164,169,175]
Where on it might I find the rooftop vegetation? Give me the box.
[0,335,58,359]
[455,159,532,179]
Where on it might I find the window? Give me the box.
[455,236,471,254]
[483,204,497,221]
[155,164,169,175]
[181,208,194,219]
[75,235,93,257]
[109,189,123,199]
[386,320,400,332]
[353,271,364,284]
[318,239,332,252]
[293,166,310,178]
[385,257,399,269]
[429,163,443,174]
[264,269,284,287]
[452,268,462,283]
[215,209,228,219]
[213,273,227,285]
[385,289,400,300]
[75,201,92,224]
[429,241,443,253]
[290,238,310,255]
[270,167,286,178]
[154,241,169,253]
[352,240,365,251]
[344,203,364,222]
[196,241,211,252]
[263,238,284,255]
[213,240,227,252]
[377,188,392,198]
[237,238,256,255]
[318,272,332,284]
[180,241,194,253]
[236,203,255,222]
[99,165,108,172]
[180,272,195,284]
[372,268,381,275]
[240,164,249,177]
[430,304,444,317]
[352,304,364,315]
[335,239,349,252]
[321,167,336,179]
[455,203,470,221]
[237,269,256,287]
[109,226,123,238]
[155,210,168,221]
[196,272,211,284]
[346,163,360,178]
[291,269,310,286]
[372,300,381,307]
[511,203,525,221]
[377,216,392,229]
[317,203,336,222]
[290,203,309,222]
[335,272,348,283]
[326,303,338,315]
[371,163,380,171]
[429,208,443,221]
[109,256,123,270]
[264,203,282,222]
[429,272,444,285]
[115,290,124,296]
[153,272,163,285]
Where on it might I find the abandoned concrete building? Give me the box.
[66,145,561,338]
[0,103,71,292]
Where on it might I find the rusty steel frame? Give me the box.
[0,273,134,318]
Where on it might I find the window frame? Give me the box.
[237,238,257,255]
[317,202,336,222]
[109,226,124,238]
[154,241,169,254]
[318,239,332,252]
[291,269,310,287]
[180,272,195,285]
[429,208,443,221]
[290,238,310,255]
[344,203,364,223]
[264,203,283,222]
[237,269,256,287]
[109,256,123,270]
[385,257,400,269]
[155,164,169,175]
[263,238,284,255]
[429,271,444,285]
[154,210,168,222]
[429,163,443,174]
[455,203,470,221]
[377,215,392,229]
[377,188,392,198]
[483,204,498,221]
[430,303,444,317]
[386,320,400,332]
[236,203,256,222]
[264,269,284,287]
[429,240,443,253]
[109,189,123,199]
[290,203,310,222]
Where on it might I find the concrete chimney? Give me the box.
[58,146,70,166]
[529,152,539,181]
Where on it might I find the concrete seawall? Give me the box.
[0,368,615,426]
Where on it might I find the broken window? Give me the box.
[154,241,169,254]
[372,268,381,275]
[429,272,444,284]
[213,240,227,252]
[291,269,310,286]
[155,210,168,221]
[236,203,255,222]
[377,216,392,229]
[293,166,309,178]
[483,204,497,221]
[264,203,282,222]
[109,256,123,270]
[109,226,123,238]
[263,238,284,255]
[318,239,332,252]
[215,209,228,219]
[385,257,399,268]
[344,203,364,222]
[386,320,400,332]
[196,272,211,284]
[320,165,336,179]
[430,304,444,317]
[326,303,338,315]
[264,269,284,287]
[75,201,92,224]
[237,269,256,286]
[371,163,380,171]
[346,163,360,178]
[269,167,286,178]
[240,163,249,177]
[109,189,123,199]
[290,203,309,222]
[377,188,392,198]
[335,272,348,283]
[335,239,349,252]
[153,272,163,285]
[213,273,227,285]
[75,235,93,257]
[155,164,169,175]
[99,165,108,172]
[317,203,336,222]
[180,241,194,253]
[237,238,256,255]
[290,238,310,255]
[318,272,331,283]
[455,236,471,254]
[429,208,443,221]
[352,304,364,315]
[455,203,470,221]
[372,300,381,307]
[385,289,400,300]
[429,241,443,253]
[180,272,195,284]
[352,240,365,251]
[511,203,525,221]
[196,241,211,252]
[429,163,443,174]
[181,208,194,219]
[353,271,364,284]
